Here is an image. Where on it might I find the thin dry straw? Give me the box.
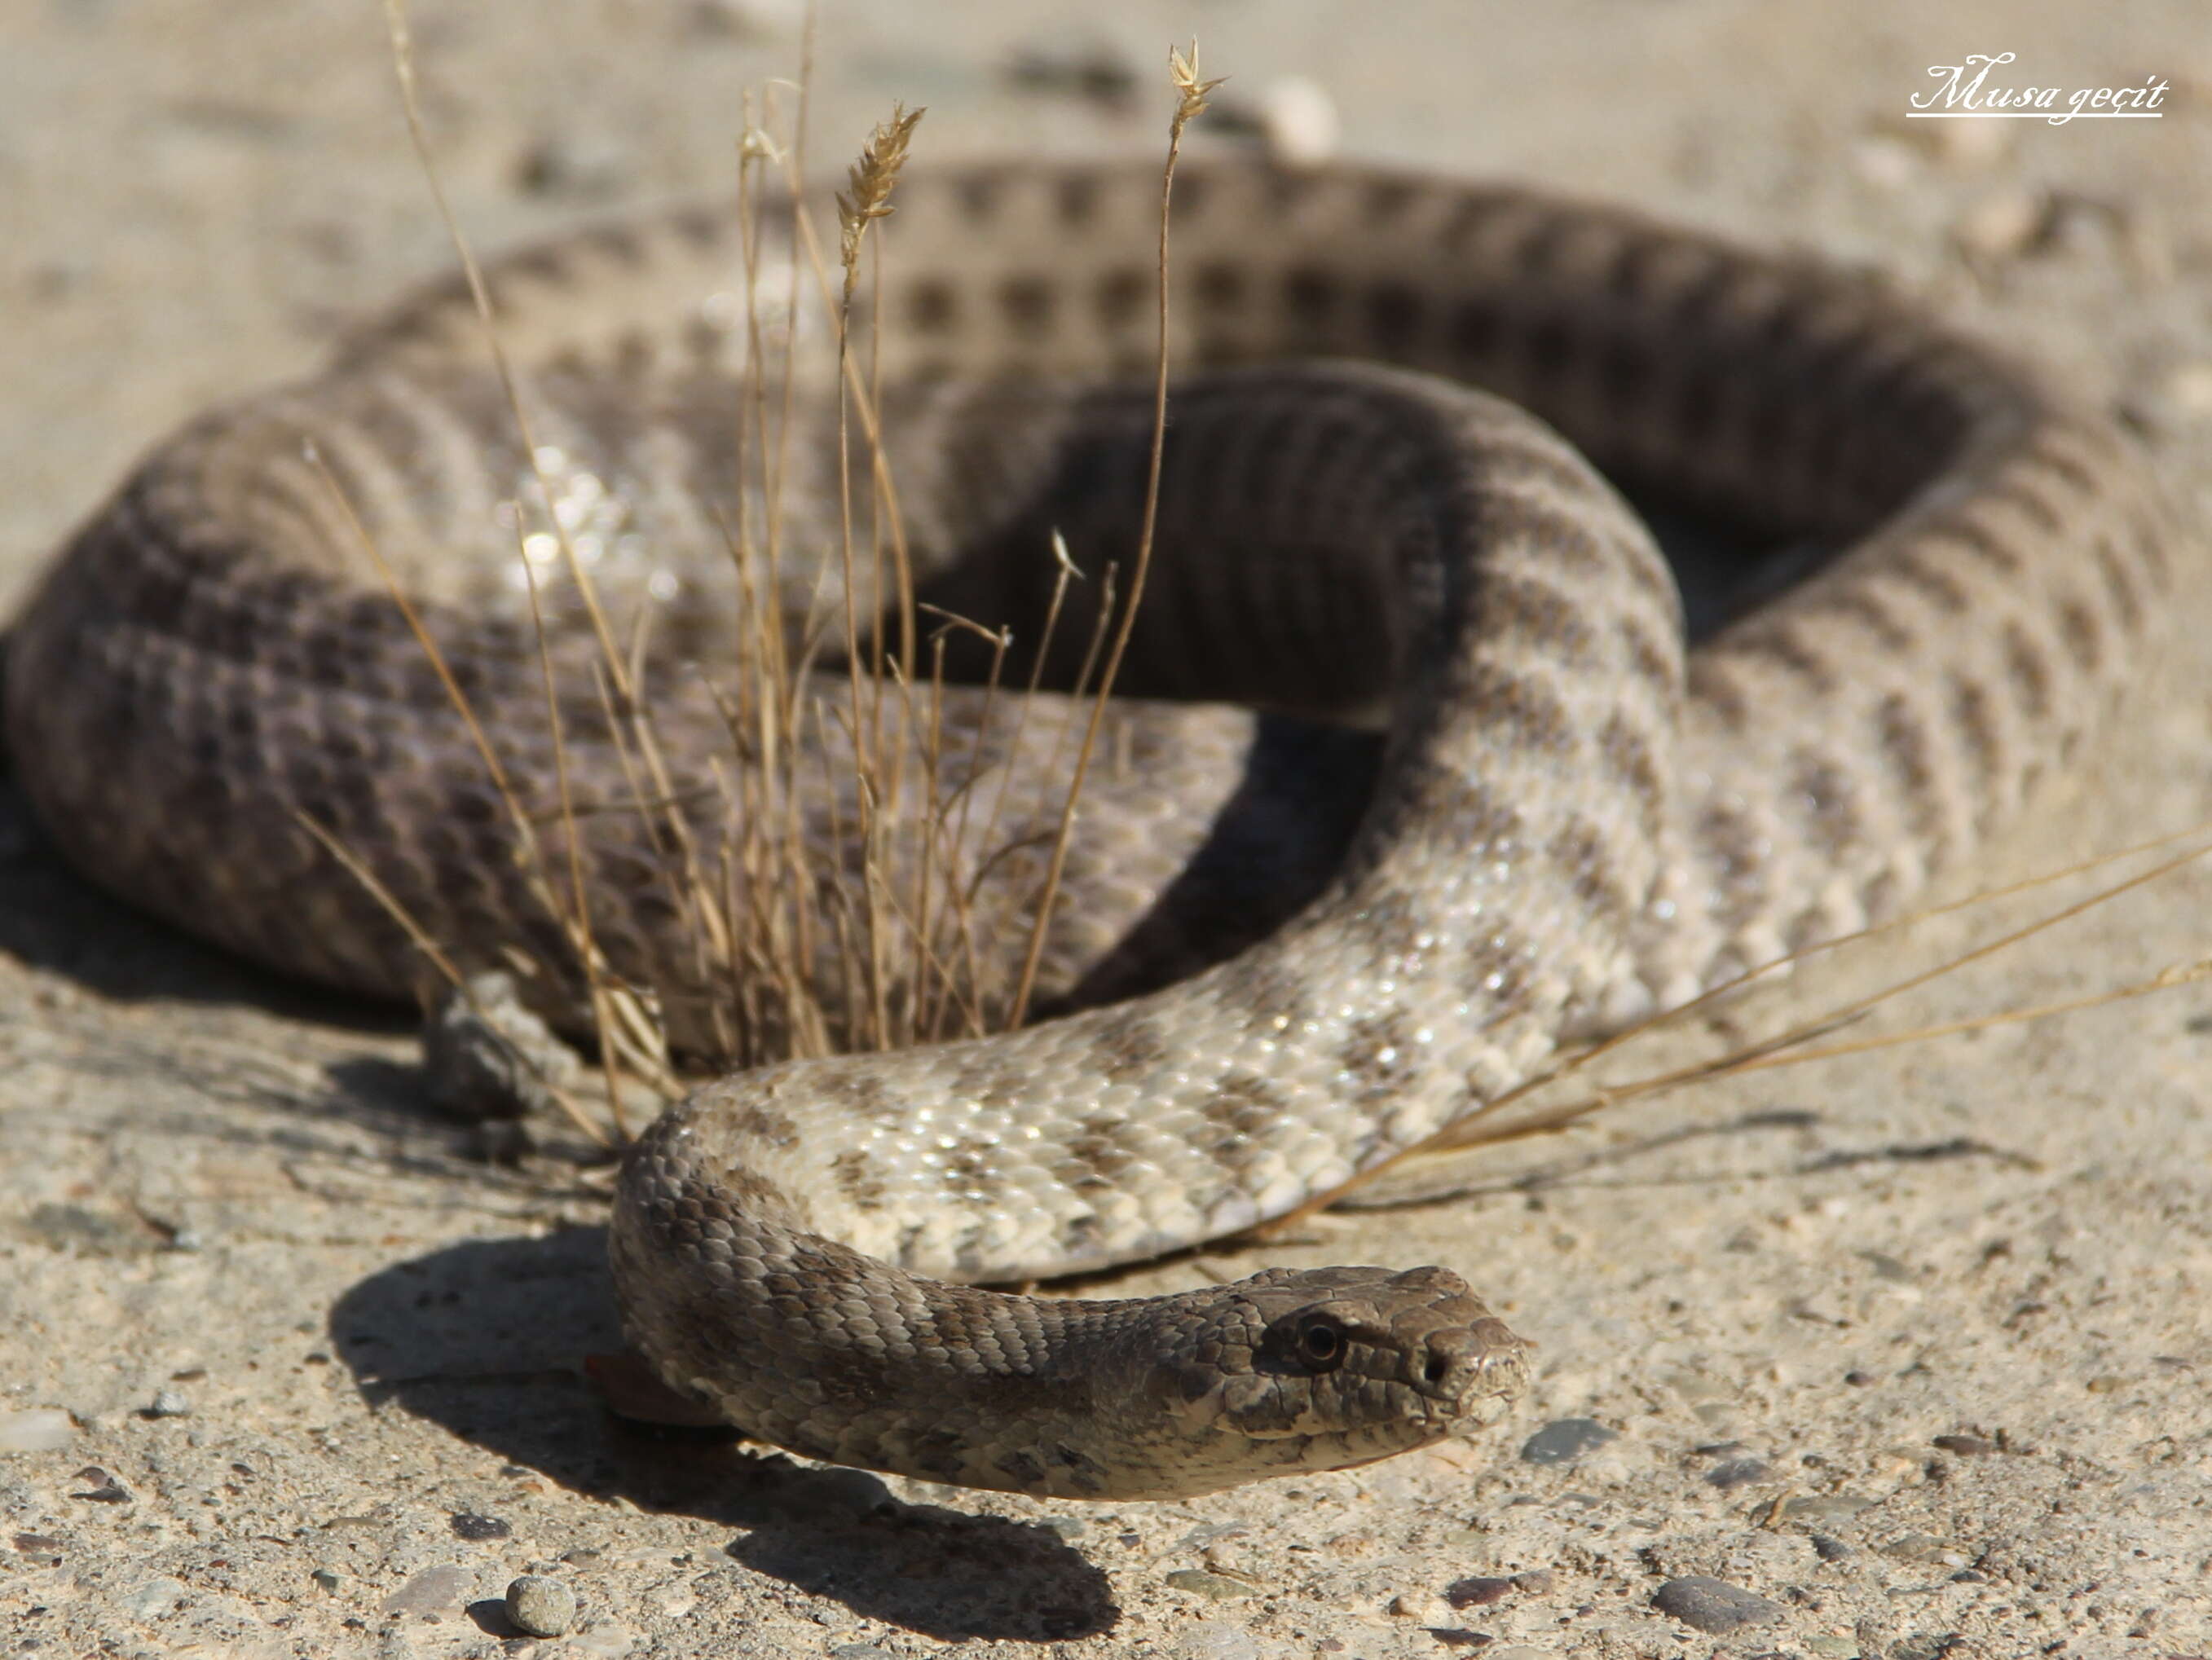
[377,0,670,1134]
[1007,44,1225,1028]
[839,107,923,1049]
[380,2,638,720]
[346,15,1069,1085]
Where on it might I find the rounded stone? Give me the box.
[1518,1416,1617,1464]
[1651,1574,1784,1635]
[421,972,580,1121]
[505,1574,577,1639]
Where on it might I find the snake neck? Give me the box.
[609,363,1657,1489]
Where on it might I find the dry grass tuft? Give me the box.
[337,14,1239,1138]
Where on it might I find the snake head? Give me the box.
[1117,1264,1531,1492]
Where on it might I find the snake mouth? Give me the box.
[1205,1317,1533,1453]
[1414,1313,1533,1407]
[1436,1363,1528,1433]
[1403,1314,1534,1453]
[1294,1362,1530,1479]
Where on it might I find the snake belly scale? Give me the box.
[5,161,2175,1498]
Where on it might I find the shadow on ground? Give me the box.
[331,1231,1118,1642]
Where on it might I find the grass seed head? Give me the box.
[835,102,925,299]
[1169,42,1227,133]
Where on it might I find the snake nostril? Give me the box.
[1423,1351,1451,1385]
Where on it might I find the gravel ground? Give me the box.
[3,4,2210,1658]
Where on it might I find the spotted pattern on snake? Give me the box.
[4,161,2177,1498]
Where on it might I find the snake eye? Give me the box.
[1295,1315,1347,1372]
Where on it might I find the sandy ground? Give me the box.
[3,3,2211,1658]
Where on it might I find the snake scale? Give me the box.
[7,160,2176,1499]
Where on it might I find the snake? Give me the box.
[4,159,2175,1501]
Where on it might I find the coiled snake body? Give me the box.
[7,161,2175,1498]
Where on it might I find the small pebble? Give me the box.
[1174,1521,1247,1553]
[421,972,580,1121]
[383,1562,468,1618]
[1931,1433,1996,1456]
[1955,189,2055,261]
[1174,1622,1262,1660]
[1511,1569,1555,1594]
[1804,1636,1862,1659]
[1200,1543,1254,1577]
[1650,1574,1785,1635]
[1879,1533,1962,1565]
[1444,1575,1512,1609]
[1782,1494,1876,1526]
[0,1409,73,1454]
[72,1466,130,1503]
[1258,76,1341,165]
[1163,1568,1260,1601]
[1812,1534,1855,1562]
[1860,1251,1913,1282]
[311,1568,341,1592]
[567,1626,637,1658]
[505,1574,577,1639]
[1705,1457,1771,1490]
[1519,1417,1616,1464]
[450,1512,512,1541]
[120,1576,190,1622]
[145,1389,191,1420]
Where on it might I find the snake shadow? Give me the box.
[329,1228,1118,1642]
